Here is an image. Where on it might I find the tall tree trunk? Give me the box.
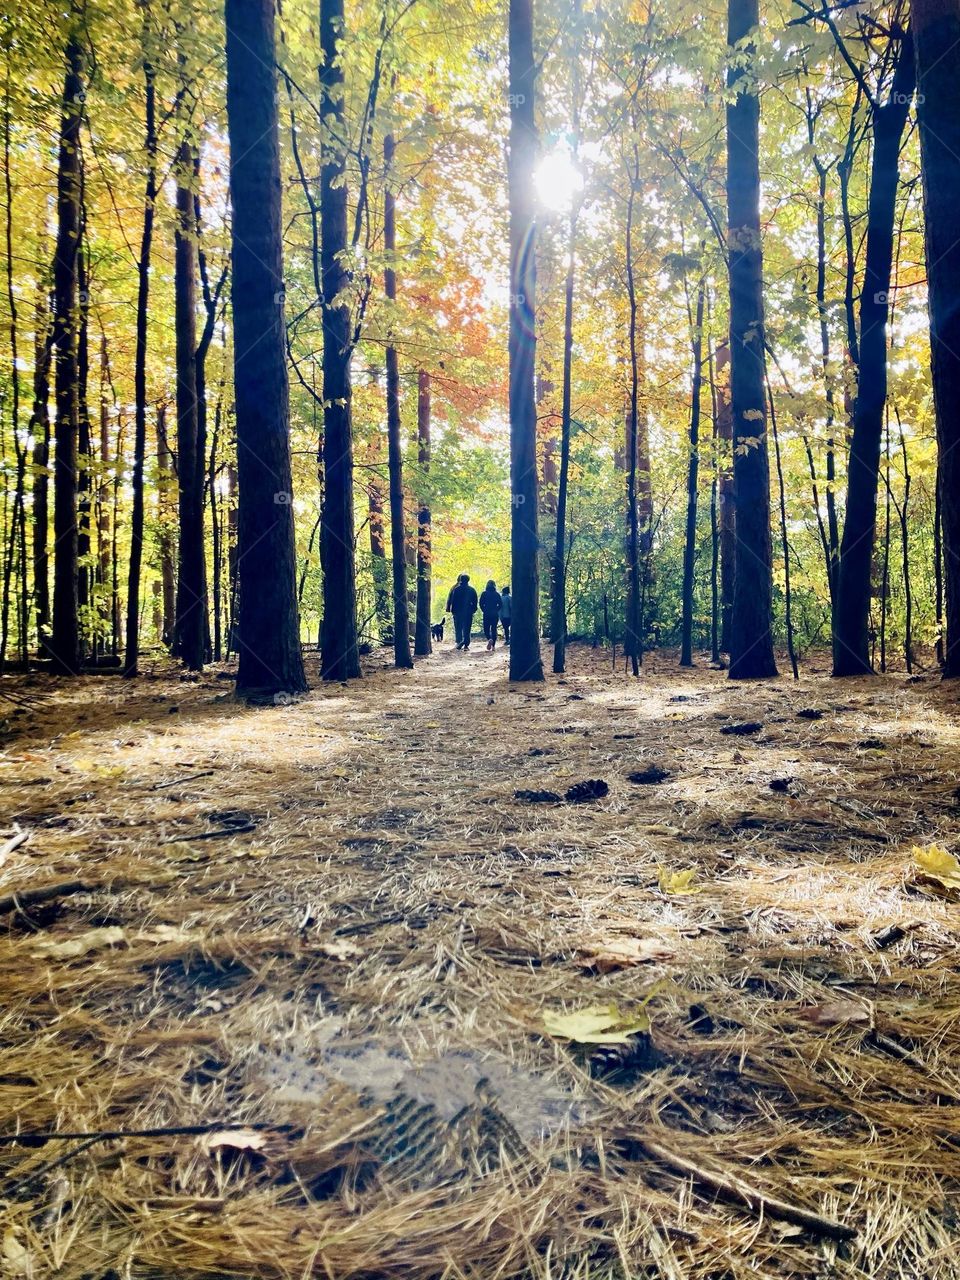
[414,369,432,656]
[714,338,735,652]
[96,333,112,652]
[383,129,412,668]
[623,177,642,675]
[319,0,360,680]
[30,274,51,650]
[123,7,156,676]
[680,276,705,668]
[551,204,577,675]
[767,368,798,679]
[367,475,389,639]
[913,0,960,676]
[225,0,307,696]
[725,0,777,679]
[832,32,914,676]
[708,332,722,665]
[2,57,25,670]
[507,0,543,682]
[157,407,176,646]
[50,27,84,675]
[76,240,91,633]
[172,137,205,671]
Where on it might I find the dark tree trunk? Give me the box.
[913,0,960,676]
[680,276,705,668]
[319,0,360,680]
[832,33,914,676]
[224,0,307,697]
[507,0,543,682]
[383,130,413,669]
[367,476,390,639]
[50,29,84,675]
[96,334,112,652]
[725,0,777,679]
[30,275,52,649]
[708,333,721,665]
[414,370,432,656]
[76,241,91,630]
[123,12,156,676]
[172,137,205,671]
[551,204,578,675]
[157,407,176,647]
[623,178,642,675]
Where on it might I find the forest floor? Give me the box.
[1,642,960,1279]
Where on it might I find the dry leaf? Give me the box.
[319,938,363,961]
[2,1228,31,1275]
[31,926,127,959]
[203,1128,267,1154]
[543,1002,650,1044]
[911,843,960,899]
[795,999,870,1028]
[658,867,701,895]
[579,937,675,972]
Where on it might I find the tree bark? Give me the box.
[50,27,84,675]
[414,370,432,656]
[832,32,914,676]
[680,275,705,668]
[714,338,735,652]
[624,177,642,675]
[123,10,156,676]
[29,273,52,649]
[172,136,205,672]
[913,0,960,676]
[507,0,543,682]
[551,204,577,675]
[725,0,777,679]
[224,0,307,697]
[319,0,361,680]
[383,129,413,669]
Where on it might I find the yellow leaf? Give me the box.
[658,867,701,895]
[543,1002,650,1044]
[912,843,960,898]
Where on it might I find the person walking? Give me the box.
[479,580,502,650]
[447,574,478,650]
[500,585,512,645]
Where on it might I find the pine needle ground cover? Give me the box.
[1,645,959,1278]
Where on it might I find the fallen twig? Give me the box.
[0,878,92,916]
[637,1135,857,1242]
[150,770,215,791]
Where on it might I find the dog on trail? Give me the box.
[431,619,445,643]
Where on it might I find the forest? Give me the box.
[2,0,960,1276]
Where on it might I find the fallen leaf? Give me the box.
[543,1002,650,1044]
[203,1128,267,1154]
[31,926,127,959]
[579,937,675,972]
[319,938,363,961]
[2,1228,30,1274]
[795,999,871,1028]
[658,867,701,895]
[911,843,960,899]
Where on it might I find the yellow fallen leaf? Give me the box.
[543,1002,650,1044]
[658,867,701,895]
[912,843,960,899]
[31,926,127,959]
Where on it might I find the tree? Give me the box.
[224,0,307,698]
[831,24,914,676]
[50,23,84,676]
[725,0,777,679]
[319,0,361,681]
[680,271,705,668]
[507,0,543,682]
[414,370,432,656]
[913,0,960,676]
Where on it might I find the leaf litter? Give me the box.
[0,648,960,1277]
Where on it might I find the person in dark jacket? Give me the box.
[479,580,502,651]
[446,574,479,649]
[499,585,512,645]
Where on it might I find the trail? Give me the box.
[1,644,960,1278]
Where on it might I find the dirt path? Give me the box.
[2,644,960,1278]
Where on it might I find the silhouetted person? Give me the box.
[479,580,502,651]
[500,585,512,645]
[447,574,478,650]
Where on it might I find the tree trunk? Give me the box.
[414,369,432,656]
[507,0,543,682]
[383,129,413,669]
[50,28,84,675]
[832,32,914,676]
[725,0,777,679]
[680,276,705,667]
[156,407,176,646]
[367,475,390,639]
[123,10,156,676]
[714,338,735,652]
[30,273,51,650]
[551,204,577,675]
[172,136,205,672]
[624,177,642,675]
[913,0,960,676]
[224,0,307,697]
[319,0,360,681]
[76,240,91,632]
